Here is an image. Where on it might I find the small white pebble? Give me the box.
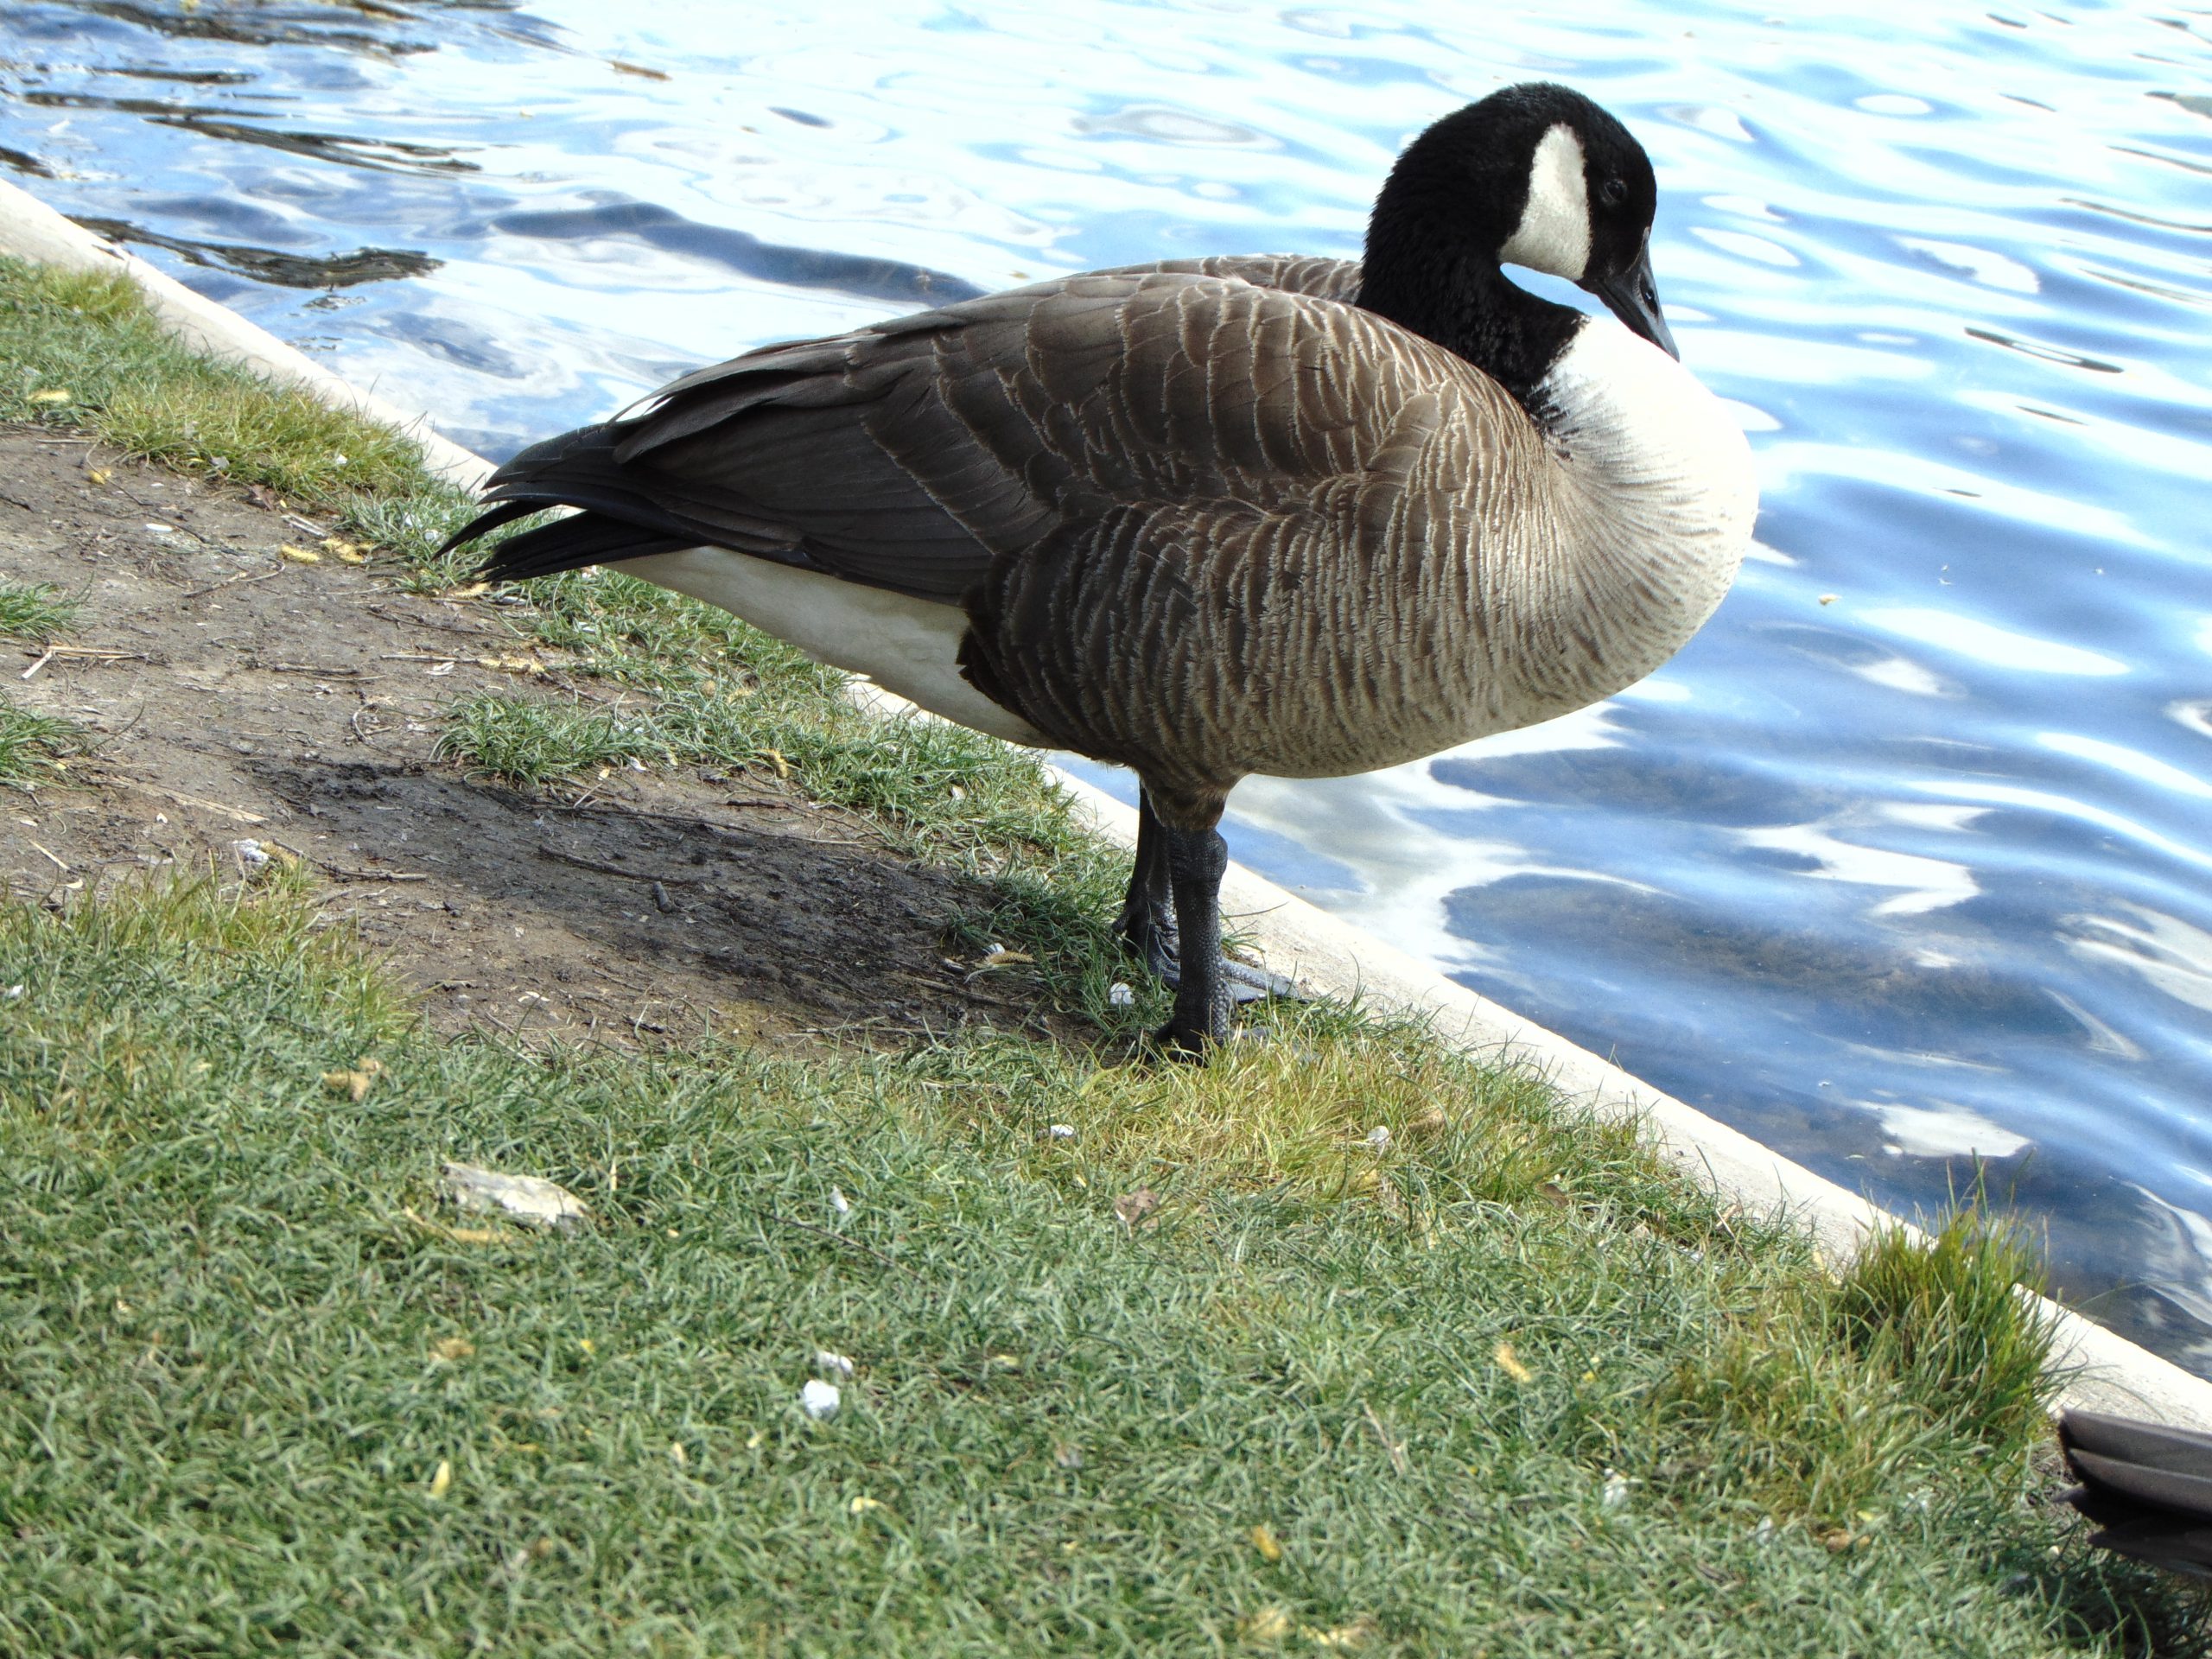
[143,522,175,535]
[1107,982,1135,1009]
[1602,1471,1630,1510]
[1047,1123,1077,1141]
[829,1186,851,1223]
[1751,1516,1776,1543]
[1363,1126,1393,1152]
[3,985,22,1000]
[626,756,647,772]
[813,1349,856,1381]
[799,1379,841,1420]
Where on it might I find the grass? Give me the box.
[0,577,79,643]
[3,874,2200,1657]
[0,257,427,505]
[0,577,82,785]
[0,251,2205,1653]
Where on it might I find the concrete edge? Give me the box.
[7,188,2208,1433]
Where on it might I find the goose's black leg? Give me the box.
[1113,790,1179,981]
[1115,788,1301,1010]
[1160,818,1234,1056]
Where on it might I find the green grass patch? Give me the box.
[0,576,80,643]
[0,699,79,786]
[2,874,2202,1656]
[1836,1211,2059,1448]
[0,258,430,508]
[0,577,83,785]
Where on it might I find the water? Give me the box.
[6,0,2212,1366]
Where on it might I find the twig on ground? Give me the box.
[317,862,429,883]
[22,645,148,680]
[117,784,267,825]
[1363,1401,1409,1475]
[534,844,702,885]
[179,568,283,601]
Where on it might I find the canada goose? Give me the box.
[444,82,1758,1055]
[2060,1409,2212,1578]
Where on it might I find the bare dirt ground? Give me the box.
[0,427,1062,1051]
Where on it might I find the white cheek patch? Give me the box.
[1499,123,1592,282]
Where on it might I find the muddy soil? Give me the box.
[0,428,1067,1051]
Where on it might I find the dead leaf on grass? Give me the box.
[1242,1606,1293,1641]
[402,1206,502,1245]
[979,946,1034,968]
[430,1336,475,1362]
[1305,1615,1377,1649]
[1113,1188,1160,1232]
[278,543,321,564]
[1249,1523,1283,1562]
[1404,1107,1448,1141]
[1493,1341,1535,1385]
[86,467,111,486]
[28,388,71,406]
[321,1056,384,1102]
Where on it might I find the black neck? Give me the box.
[1355,257,1585,424]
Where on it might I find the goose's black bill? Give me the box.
[1581,242,1678,360]
[2059,1408,2212,1579]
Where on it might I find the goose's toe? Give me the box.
[1116,912,1302,1005]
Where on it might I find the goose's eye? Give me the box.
[1599,178,1628,208]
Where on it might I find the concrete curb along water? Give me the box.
[7,188,2209,1434]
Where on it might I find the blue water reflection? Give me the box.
[4,0,2212,1366]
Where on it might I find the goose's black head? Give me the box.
[1358,83,1677,411]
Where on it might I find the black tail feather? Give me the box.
[438,417,808,584]
[2060,1408,2212,1579]
[435,495,541,556]
[474,512,694,583]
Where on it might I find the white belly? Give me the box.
[623,546,1048,747]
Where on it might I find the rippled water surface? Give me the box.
[6,0,2212,1363]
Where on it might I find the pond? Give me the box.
[5,0,2212,1370]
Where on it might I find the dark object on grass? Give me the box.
[441,83,1757,1056]
[2060,1408,2212,1578]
